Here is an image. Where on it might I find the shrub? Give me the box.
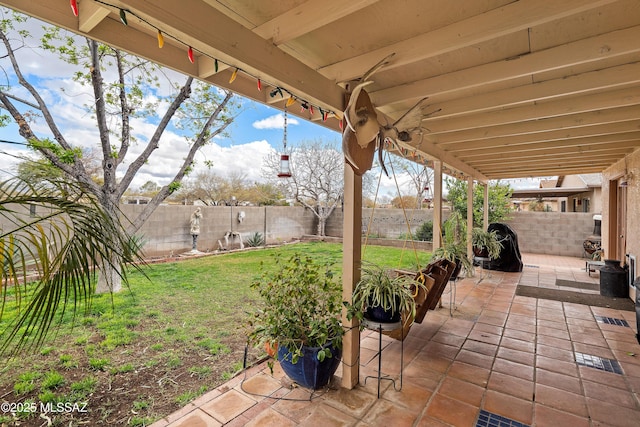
[415,220,433,241]
[245,232,265,247]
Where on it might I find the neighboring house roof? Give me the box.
[511,187,595,199]
[513,173,602,198]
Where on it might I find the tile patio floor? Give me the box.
[151,253,640,427]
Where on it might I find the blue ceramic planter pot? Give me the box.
[277,342,342,389]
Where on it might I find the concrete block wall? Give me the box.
[326,208,435,238]
[120,205,598,258]
[121,205,316,257]
[504,211,597,257]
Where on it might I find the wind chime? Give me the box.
[277,108,292,178]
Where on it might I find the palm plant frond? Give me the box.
[0,176,145,355]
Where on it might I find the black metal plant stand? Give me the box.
[361,316,404,398]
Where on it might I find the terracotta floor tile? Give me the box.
[200,390,256,424]
[507,313,537,326]
[467,329,502,345]
[455,349,495,369]
[238,372,283,398]
[167,408,222,427]
[437,376,485,407]
[583,380,638,409]
[586,397,640,427]
[536,343,575,362]
[536,307,566,322]
[296,402,359,427]
[476,314,507,327]
[534,383,588,417]
[505,320,537,334]
[496,346,535,366]
[244,408,297,427]
[271,388,332,423]
[572,342,615,359]
[577,365,629,390]
[533,404,590,427]
[535,354,579,377]
[420,341,460,360]
[487,371,534,401]
[425,393,480,426]
[502,328,535,342]
[461,339,498,357]
[472,322,505,336]
[620,360,640,377]
[535,369,583,394]
[414,415,452,427]
[537,325,570,340]
[570,331,609,347]
[536,334,573,351]
[448,361,491,387]
[320,386,377,419]
[500,336,535,353]
[493,357,534,381]
[430,331,466,348]
[361,398,419,427]
[381,381,433,413]
[482,390,533,426]
[510,303,537,316]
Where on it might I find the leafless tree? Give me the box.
[0,13,239,292]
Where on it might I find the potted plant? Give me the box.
[248,253,344,389]
[471,227,503,259]
[432,211,473,278]
[348,262,426,324]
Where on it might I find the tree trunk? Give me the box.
[95,194,124,294]
[96,260,122,294]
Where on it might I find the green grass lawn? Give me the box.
[0,241,432,426]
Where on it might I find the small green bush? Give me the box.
[415,220,433,241]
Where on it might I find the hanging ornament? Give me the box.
[277,108,292,178]
[257,79,262,91]
[309,105,315,115]
[187,46,194,63]
[157,30,164,48]
[339,119,343,130]
[214,59,219,73]
[119,9,128,26]
[229,68,238,83]
[70,0,79,17]
[322,111,328,122]
[285,96,296,107]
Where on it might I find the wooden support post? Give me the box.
[483,183,489,230]
[341,163,361,389]
[467,177,474,260]
[433,161,443,250]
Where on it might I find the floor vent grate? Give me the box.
[594,315,629,327]
[575,351,623,374]
[476,409,529,427]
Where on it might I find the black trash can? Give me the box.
[599,259,628,298]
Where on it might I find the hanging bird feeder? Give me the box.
[277,108,292,178]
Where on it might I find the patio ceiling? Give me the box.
[3,0,640,182]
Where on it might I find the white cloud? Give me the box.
[252,113,299,130]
